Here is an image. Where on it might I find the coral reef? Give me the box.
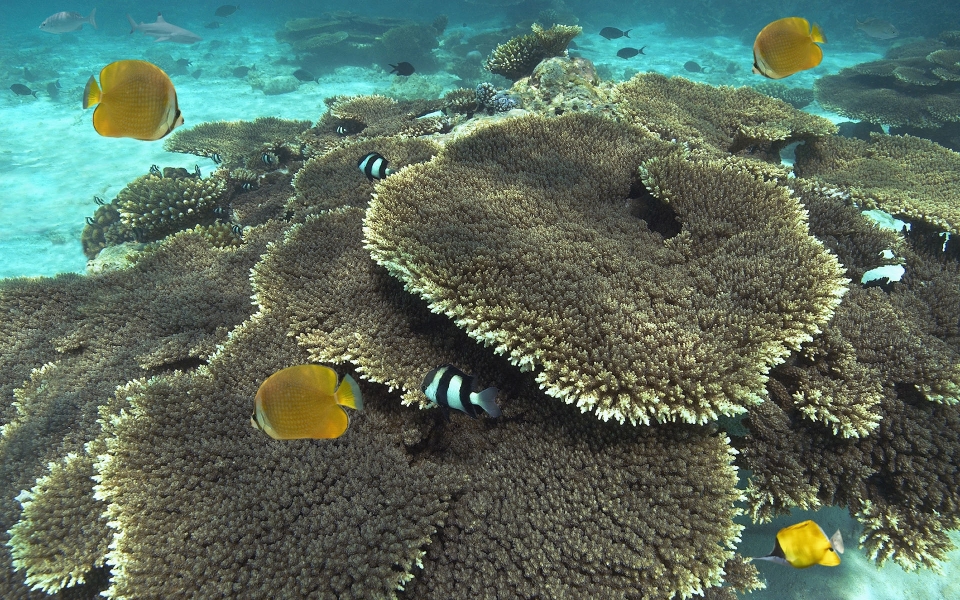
[511,56,607,115]
[814,40,960,149]
[253,209,753,599]
[8,452,109,593]
[164,117,312,169]
[484,23,581,81]
[4,52,960,598]
[289,137,439,218]
[0,228,270,597]
[114,171,228,242]
[794,133,960,235]
[752,81,814,109]
[364,113,848,425]
[615,73,837,159]
[316,95,454,142]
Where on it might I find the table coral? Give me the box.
[794,133,960,236]
[365,112,848,425]
[164,117,312,169]
[814,40,960,148]
[614,73,836,159]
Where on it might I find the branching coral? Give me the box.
[115,172,228,242]
[484,23,581,81]
[365,112,848,425]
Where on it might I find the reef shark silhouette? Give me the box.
[127,12,202,44]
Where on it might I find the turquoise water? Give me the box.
[2,2,959,599]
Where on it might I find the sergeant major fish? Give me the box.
[421,364,501,421]
[358,152,393,180]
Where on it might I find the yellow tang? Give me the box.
[82,60,184,141]
[752,17,826,80]
[251,364,363,440]
[755,520,844,568]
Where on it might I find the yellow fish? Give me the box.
[251,364,363,440]
[82,60,184,141]
[755,520,844,568]
[752,17,826,79]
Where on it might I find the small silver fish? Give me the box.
[40,9,97,33]
[856,18,898,40]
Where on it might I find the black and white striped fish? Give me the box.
[421,364,501,420]
[357,152,394,181]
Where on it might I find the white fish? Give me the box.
[39,9,97,33]
[127,12,203,44]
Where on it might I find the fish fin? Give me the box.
[157,12,167,23]
[82,76,100,109]
[624,29,631,38]
[88,8,97,29]
[473,387,501,418]
[831,529,844,554]
[811,22,827,44]
[335,373,363,411]
[752,555,791,567]
[126,14,137,33]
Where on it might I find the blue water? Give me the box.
[2,1,959,599]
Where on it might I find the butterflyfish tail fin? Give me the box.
[473,386,501,418]
[811,22,826,43]
[82,76,100,109]
[831,529,844,554]
[335,373,363,411]
[88,8,97,29]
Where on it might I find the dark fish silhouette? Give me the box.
[389,62,415,76]
[215,5,238,17]
[205,21,221,29]
[233,65,253,77]
[176,58,192,67]
[46,80,61,98]
[617,46,646,59]
[684,61,707,73]
[23,67,38,82]
[600,27,630,40]
[191,69,202,79]
[293,69,318,82]
[10,84,37,97]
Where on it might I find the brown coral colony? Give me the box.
[3,14,960,600]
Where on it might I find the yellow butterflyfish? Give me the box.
[83,60,183,141]
[755,520,844,568]
[752,17,826,80]
[251,364,363,440]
